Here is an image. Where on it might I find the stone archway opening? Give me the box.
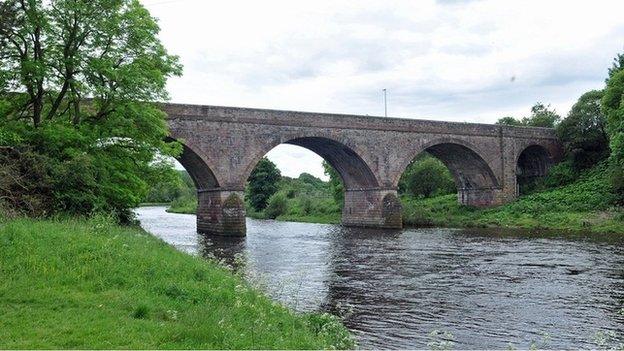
[516,145,553,195]
[245,142,339,222]
[244,136,400,229]
[397,142,501,207]
[146,138,219,210]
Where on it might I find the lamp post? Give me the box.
[383,88,387,117]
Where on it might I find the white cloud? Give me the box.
[150,0,624,178]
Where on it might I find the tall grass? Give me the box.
[402,165,624,233]
[0,217,354,349]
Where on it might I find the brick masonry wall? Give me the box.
[342,189,402,229]
[197,190,246,236]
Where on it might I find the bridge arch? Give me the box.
[242,135,380,190]
[242,135,401,229]
[165,137,220,190]
[394,138,500,191]
[515,144,553,193]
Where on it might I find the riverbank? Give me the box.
[0,217,354,349]
[166,166,623,234]
[169,198,623,234]
[402,166,624,234]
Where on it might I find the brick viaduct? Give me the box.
[163,103,563,236]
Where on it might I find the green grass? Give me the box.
[167,189,342,225]
[275,213,341,224]
[402,166,624,234]
[139,202,170,206]
[167,194,197,214]
[0,217,354,349]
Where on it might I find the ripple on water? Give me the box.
[135,206,624,349]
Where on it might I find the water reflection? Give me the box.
[135,206,624,349]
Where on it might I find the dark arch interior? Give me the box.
[169,140,218,190]
[424,143,499,190]
[516,145,552,192]
[284,137,379,189]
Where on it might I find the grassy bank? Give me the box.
[402,166,624,234]
[165,164,623,233]
[167,174,342,224]
[247,209,341,224]
[0,217,354,349]
[167,194,197,214]
[169,196,341,224]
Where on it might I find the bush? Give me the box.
[264,192,288,219]
[540,161,578,188]
[399,154,456,198]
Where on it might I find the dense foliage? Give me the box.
[602,69,624,203]
[557,90,609,171]
[144,170,194,204]
[496,103,561,128]
[398,153,456,198]
[0,0,182,221]
[247,157,281,211]
[322,161,344,208]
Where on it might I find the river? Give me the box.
[135,206,624,349]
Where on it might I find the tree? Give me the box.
[607,52,624,81]
[322,161,344,208]
[247,157,281,211]
[298,172,323,186]
[557,90,609,170]
[0,0,182,220]
[602,69,624,203]
[522,103,561,128]
[399,154,456,198]
[264,192,287,219]
[496,116,523,126]
[495,103,560,128]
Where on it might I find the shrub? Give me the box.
[265,192,288,219]
[399,155,456,198]
[541,161,578,188]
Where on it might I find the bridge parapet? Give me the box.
[164,104,557,140]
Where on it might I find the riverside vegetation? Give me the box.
[163,158,624,234]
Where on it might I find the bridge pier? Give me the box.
[197,188,246,236]
[458,187,515,207]
[342,188,403,229]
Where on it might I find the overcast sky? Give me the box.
[142,0,624,180]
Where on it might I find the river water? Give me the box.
[135,206,624,349]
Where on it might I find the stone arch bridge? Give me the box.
[163,104,562,236]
